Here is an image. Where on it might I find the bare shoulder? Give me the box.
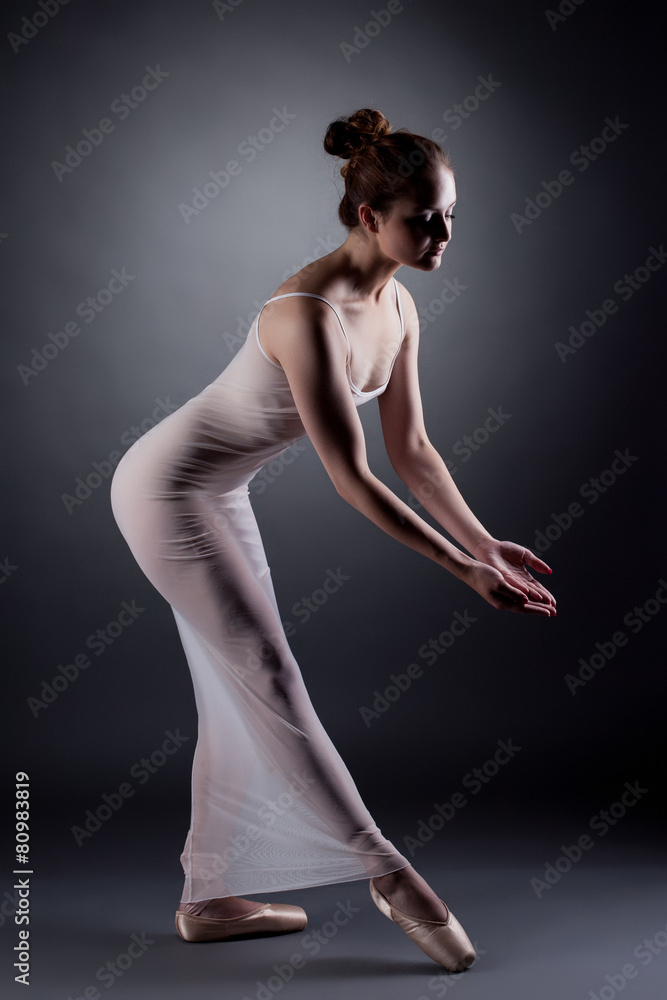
[257,285,344,368]
[257,258,347,362]
[393,278,419,341]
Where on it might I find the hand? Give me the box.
[465,539,557,616]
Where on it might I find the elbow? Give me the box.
[332,465,374,504]
[388,438,435,478]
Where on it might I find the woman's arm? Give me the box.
[265,295,551,614]
[377,288,494,555]
[377,282,556,614]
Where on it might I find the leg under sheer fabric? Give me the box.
[112,477,410,906]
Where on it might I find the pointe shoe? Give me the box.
[175,902,307,942]
[369,878,475,972]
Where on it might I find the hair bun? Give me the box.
[323,107,451,231]
[324,108,392,161]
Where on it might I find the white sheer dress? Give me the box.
[110,277,411,904]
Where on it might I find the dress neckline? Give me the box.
[255,276,405,396]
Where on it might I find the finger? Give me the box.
[503,574,556,606]
[497,581,529,603]
[511,577,551,600]
[498,587,556,614]
[525,584,557,606]
[508,599,556,616]
[532,584,557,606]
[496,576,558,615]
[522,549,553,575]
[509,572,557,606]
[528,590,554,605]
[516,603,554,616]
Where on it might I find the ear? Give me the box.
[358,203,379,233]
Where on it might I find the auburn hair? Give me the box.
[324,108,452,230]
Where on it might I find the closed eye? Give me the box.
[418,213,456,221]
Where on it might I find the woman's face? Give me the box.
[373,164,457,270]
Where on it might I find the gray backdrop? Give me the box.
[2,0,665,994]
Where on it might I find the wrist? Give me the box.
[436,545,477,581]
[469,533,496,559]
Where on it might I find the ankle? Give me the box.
[374,866,412,886]
[179,899,210,916]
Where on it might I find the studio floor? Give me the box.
[6,825,666,1000]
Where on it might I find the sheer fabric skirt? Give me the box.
[109,399,409,902]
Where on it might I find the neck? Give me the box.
[328,230,399,304]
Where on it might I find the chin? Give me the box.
[417,254,442,269]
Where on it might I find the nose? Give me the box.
[432,215,451,243]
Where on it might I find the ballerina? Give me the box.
[110,106,556,972]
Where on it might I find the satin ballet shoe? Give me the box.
[369,878,475,972]
[175,902,308,942]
